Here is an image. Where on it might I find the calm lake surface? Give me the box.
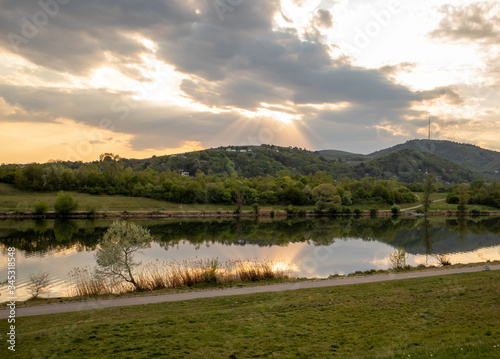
[1,217,499,302]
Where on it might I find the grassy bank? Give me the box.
[2,270,499,358]
[1,184,499,217]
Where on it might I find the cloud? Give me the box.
[0,0,496,161]
[312,9,334,28]
[430,2,500,44]
[379,62,417,77]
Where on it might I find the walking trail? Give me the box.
[1,264,497,318]
[402,198,445,212]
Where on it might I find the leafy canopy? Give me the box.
[94,221,153,289]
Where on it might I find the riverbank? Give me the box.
[2,183,500,219]
[1,268,498,358]
[2,208,500,219]
[3,261,497,310]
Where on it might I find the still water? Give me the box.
[1,217,499,302]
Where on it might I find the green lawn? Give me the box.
[1,183,498,214]
[0,183,238,213]
[2,271,499,358]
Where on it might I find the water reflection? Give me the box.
[0,217,499,302]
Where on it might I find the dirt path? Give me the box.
[1,264,497,318]
[402,198,445,212]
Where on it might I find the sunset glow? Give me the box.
[1,0,499,163]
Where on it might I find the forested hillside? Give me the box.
[1,143,499,210]
[366,140,500,177]
[362,149,478,183]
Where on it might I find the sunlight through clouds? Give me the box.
[0,0,499,162]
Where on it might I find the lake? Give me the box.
[1,216,499,302]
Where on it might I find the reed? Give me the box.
[70,259,293,296]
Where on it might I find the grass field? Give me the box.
[2,271,499,358]
[1,183,498,214]
[0,183,238,213]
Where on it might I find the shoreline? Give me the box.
[1,263,498,317]
[1,209,500,220]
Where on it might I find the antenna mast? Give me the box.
[428,117,431,140]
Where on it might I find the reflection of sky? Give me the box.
[1,241,499,302]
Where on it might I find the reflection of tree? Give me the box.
[2,217,500,255]
[457,217,469,242]
[421,219,433,255]
[34,219,48,235]
[0,220,102,254]
[54,220,78,243]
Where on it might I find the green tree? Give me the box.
[54,191,78,216]
[34,201,49,215]
[391,205,401,216]
[94,221,153,290]
[457,185,470,214]
[312,184,341,211]
[422,174,434,212]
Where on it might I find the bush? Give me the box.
[15,201,30,213]
[391,205,401,215]
[28,271,50,299]
[369,208,378,218]
[353,208,362,216]
[86,205,98,216]
[54,191,78,216]
[34,201,48,215]
[390,247,409,270]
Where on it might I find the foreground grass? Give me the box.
[2,271,499,358]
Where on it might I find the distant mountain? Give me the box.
[317,149,365,161]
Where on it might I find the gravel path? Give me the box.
[1,264,497,318]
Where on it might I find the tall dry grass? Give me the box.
[69,259,293,296]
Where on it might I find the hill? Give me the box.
[125,145,358,179]
[124,144,479,183]
[367,140,500,178]
[361,149,479,183]
[0,143,488,186]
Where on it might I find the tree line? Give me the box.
[0,158,419,210]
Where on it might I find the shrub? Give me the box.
[436,254,451,266]
[15,201,30,213]
[34,201,48,215]
[391,205,401,215]
[54,191,78,216]
[390,247,409,270]
[353,208,362,216]
[27,271,50,299]
[471,207,481,216]
[369,208,378,218]
[86,205,98,216]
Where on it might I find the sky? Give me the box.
[0,0,499,163]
